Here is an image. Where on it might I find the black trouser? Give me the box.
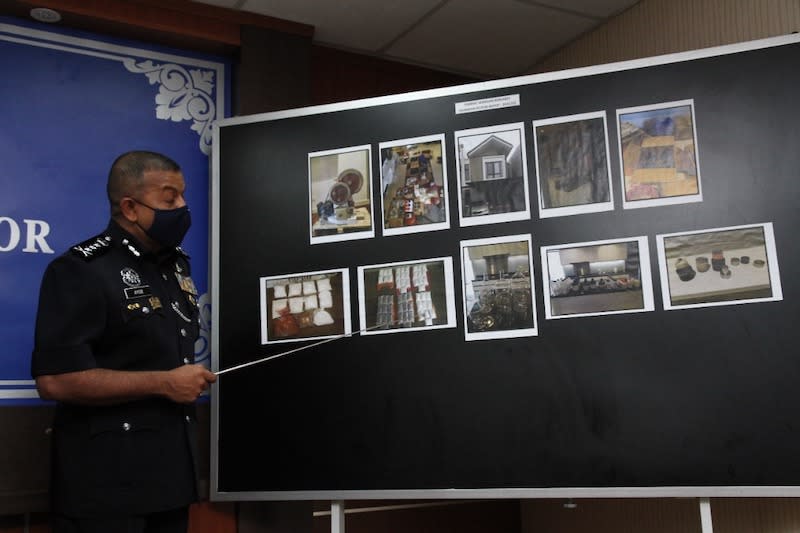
[52,506,189,533]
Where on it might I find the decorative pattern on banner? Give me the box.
[123,59,217,155]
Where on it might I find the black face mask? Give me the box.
[132,199,192,248]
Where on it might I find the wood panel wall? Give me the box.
[312,500,521,533]
[521,498,800,533]
[521,498,701,533]
[711,498,800,532]
[532,0,800,73]
[310,46,476,106]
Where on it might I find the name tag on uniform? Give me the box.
[124,285,152,299]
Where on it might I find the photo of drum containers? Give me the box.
[657,223,782,309]
[675,250,765,281]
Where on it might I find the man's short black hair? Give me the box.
[107,151,181,216]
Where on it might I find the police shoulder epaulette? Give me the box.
[70,234,113,261]
[174,247,192,276]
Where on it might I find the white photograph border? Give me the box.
[656,222,783,311]
[378,133,450,237]
[540,236,655,320]
[532,110,615,218]
[460,234,538,341]
[357,256,457,336]
[454,122,531,227]
[259,267,352,345]
[616,99,703,210]
[308,144,375,245]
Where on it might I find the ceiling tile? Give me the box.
[235,0,444,51]
[530,0,641,19]
[386,0,596,78]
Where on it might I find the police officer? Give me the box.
[31,151,217,533]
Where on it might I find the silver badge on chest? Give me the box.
[120,267,142,287]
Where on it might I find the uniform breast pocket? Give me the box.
[119,298,167,360]
[120,297,165,324]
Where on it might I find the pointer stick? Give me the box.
[214,322,392,376]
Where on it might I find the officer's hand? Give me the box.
[162,364,217,404]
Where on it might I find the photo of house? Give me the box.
[454,123,531,226]
[308,145,374,244]
[533,111,614,218]
[617,99,702,209]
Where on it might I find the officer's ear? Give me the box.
[119,197,139,223]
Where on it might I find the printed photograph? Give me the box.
[460,234,538,341]
[656,223,783,310]
[617,100,702,209]
[533,111,615,218]
[379,134,449,236]
[308,145,374,244]
[541,237,655,319]
[357,257,456,336]
[259,268,351,344]
[454,123,531,226]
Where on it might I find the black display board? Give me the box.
[211,36,800,500]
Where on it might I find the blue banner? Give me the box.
[0,18,228,402]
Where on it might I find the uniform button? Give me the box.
[122,422,131,431]
[183,357,190,364]
[162,273,169,281]
[180,328,187,337]
[185,416,191,423]
[142,307,150,314]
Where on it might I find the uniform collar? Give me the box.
[106,219,178,264]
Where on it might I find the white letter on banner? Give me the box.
[0,216,21,252]
[23,219,54,253]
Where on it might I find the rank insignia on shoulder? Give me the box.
[71,234,112,261]
[121,238,141,258]
[175,273,198,295]
[174,255,191,276]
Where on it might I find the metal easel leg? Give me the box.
[331,500,345,533]
[699,497,714,533]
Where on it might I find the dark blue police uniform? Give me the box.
[31,219,201,518]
